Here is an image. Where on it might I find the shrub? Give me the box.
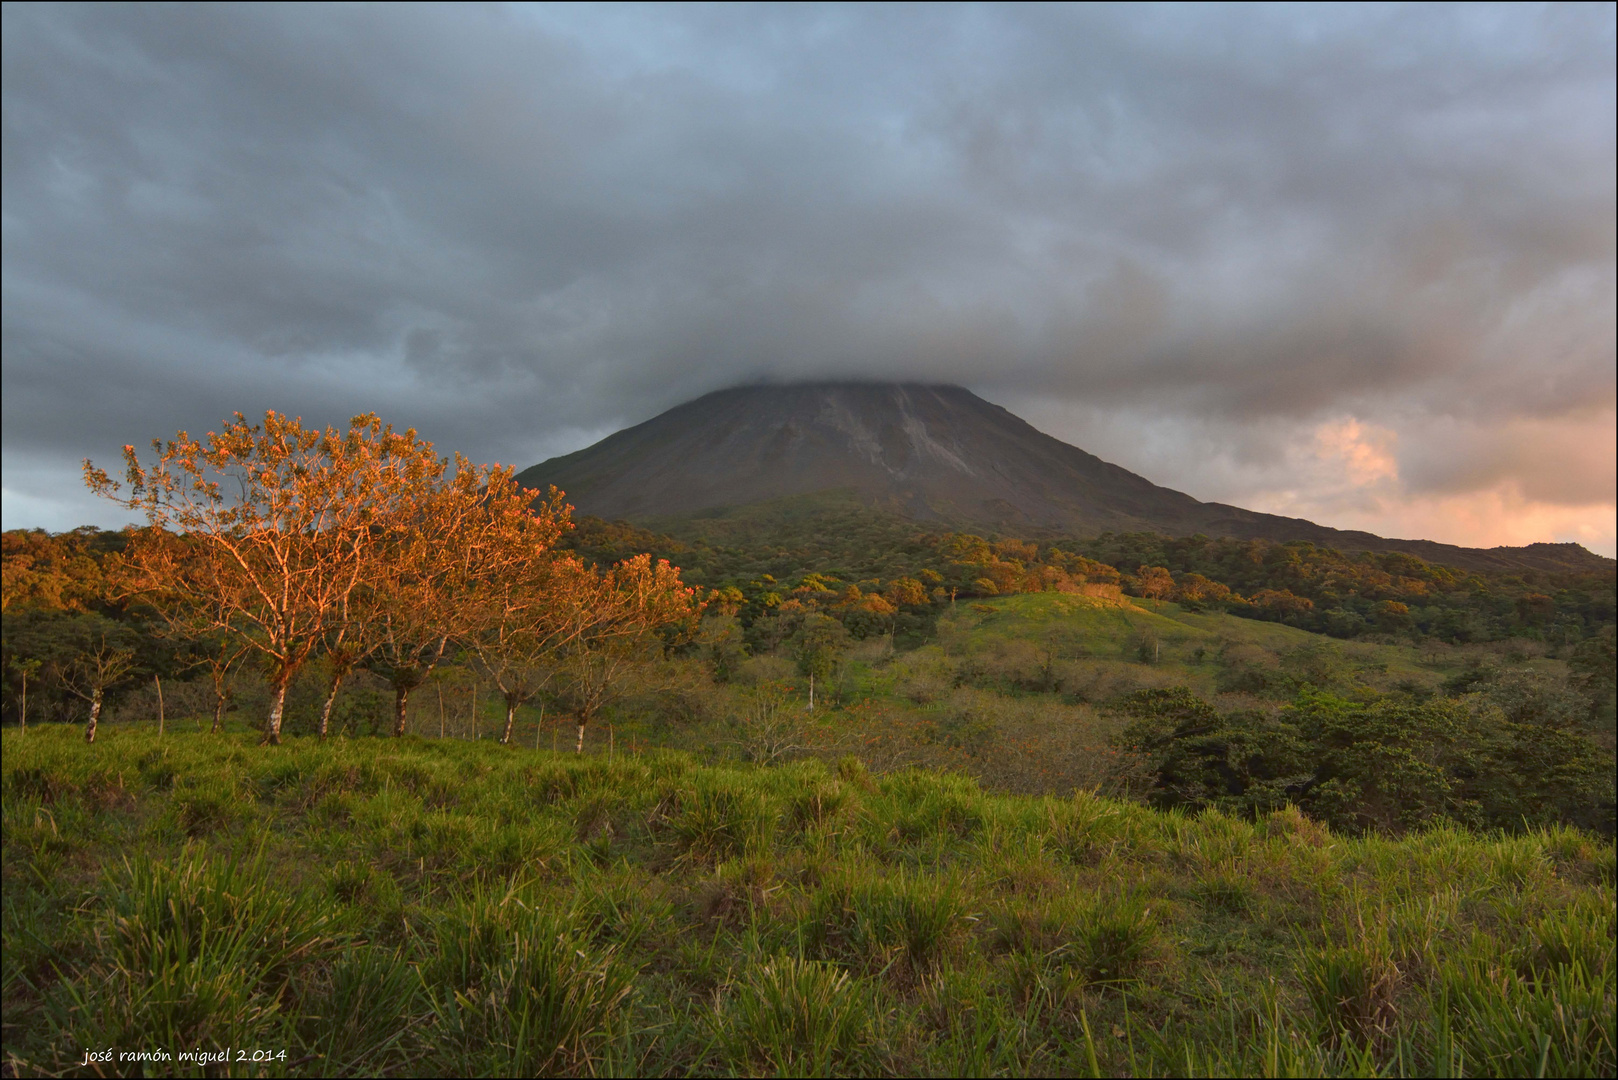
[670,779,777,863]
[1301,940,1400,1050]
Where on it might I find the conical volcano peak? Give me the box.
[517,382,1612,574]
[782,383,980,481]
[517,380,1161,528]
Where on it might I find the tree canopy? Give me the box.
[81,410,690,745]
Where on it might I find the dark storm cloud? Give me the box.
[3,3,1613,546]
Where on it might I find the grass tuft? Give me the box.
[715,955,876,1077]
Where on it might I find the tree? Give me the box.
[465,518,598,746]
[790,613,848,713]
[1569,624,1617,724]
[48,615,141,743]
[86,411,445,744]
[1134,566,1175,600]
[699,611,748,684]
[365,588,454,739]
[728,681,811,764]
[370,464,571,738]
[1172,572,1232,610]
[1111,687,1309,814]
[8,656,42,732]
[0,528,108,613]
[550,554,699,753]
[1249,588,1314,621]
[315,633,371,741]
[884,578,928,607]
[188,630,250,734]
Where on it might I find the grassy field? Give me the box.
[3,725,1612,1077]
[649,592,1522,796]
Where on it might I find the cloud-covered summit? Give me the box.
[3,4,1613,552]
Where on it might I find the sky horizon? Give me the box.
[4,4,1614,556]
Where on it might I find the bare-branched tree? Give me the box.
[55,624,139,743]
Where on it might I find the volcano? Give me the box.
[516,382,1608,573]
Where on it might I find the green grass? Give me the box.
[3,726,1612,1077]
[946,591,1440,689]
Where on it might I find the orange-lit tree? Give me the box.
[467,547,589,746]
[0,528,107,614]
[549,554,700,753]
[86,412,445,744]
[370,463,571,738]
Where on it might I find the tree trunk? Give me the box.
[212,693,226,734]
[393,685,411,737]
[319,672,341,741]
[576,721,586,754]
[808,673,815,713]
[19,673,25,734]
[501,696,518,745]
[85,689,102,743]
[437,684,446,739]
[155,675,164,736]
[536,704,545,750]
[265,681,287,745]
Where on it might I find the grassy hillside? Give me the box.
[4,727,1612,1077]
[644,591,1599,807]
[940,592,1430,678]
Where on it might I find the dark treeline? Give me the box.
[6,503,1615,839]
[1112,685,1615,836]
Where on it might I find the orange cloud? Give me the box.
[1247,415,1616,556]
[1313,418,1398,486]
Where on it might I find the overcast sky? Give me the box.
[4,3,1614,554]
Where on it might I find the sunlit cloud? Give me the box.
[1239,414,1617,556]
[1248,483,1616,558]
[1007,400,1616,558]
[1312,419,1399,490]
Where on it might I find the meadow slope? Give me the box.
[3,727,1612,1077]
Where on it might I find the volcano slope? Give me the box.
[517,382,1609,574]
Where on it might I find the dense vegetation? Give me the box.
[6,498,1615,839]
[577,492,1617,649]
[4,728,1612,1077]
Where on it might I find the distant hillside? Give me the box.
[518,382,1612,575]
